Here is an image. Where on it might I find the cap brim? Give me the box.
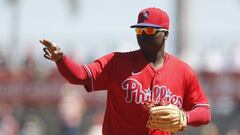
[130,23,162,28]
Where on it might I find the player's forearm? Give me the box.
[56,55,88,85]
[186,106,211,127]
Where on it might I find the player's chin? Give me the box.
[140,45,160,53]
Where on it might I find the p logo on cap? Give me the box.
[140,11,150,22]
[130,7,170,30]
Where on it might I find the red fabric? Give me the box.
[56,50,211,135]
[187,106,211,126]
[182,72,209,111]
[56,56,88,85]
[136,8,169,30]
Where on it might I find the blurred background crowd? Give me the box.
[1,0,240,135]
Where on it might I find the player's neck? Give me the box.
[141,46,165,69]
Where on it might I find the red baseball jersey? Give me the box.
[82,50,209,135]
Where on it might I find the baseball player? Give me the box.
[39,7,211,135]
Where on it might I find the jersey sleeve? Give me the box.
[83,52,115,92]
[183,71,210,111]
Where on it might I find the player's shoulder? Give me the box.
[97,50,139,64]
[110,50,140,59]
[166,53,195,73]
[113,50,140,55]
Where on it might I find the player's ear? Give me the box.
[163,31,169,40]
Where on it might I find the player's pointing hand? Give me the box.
[39,39,64,62]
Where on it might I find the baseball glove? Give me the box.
[146,104,187,133]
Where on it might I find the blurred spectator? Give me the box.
[201,123,220,135]
[0,48,12,81]
[87,111,104,135]
[20,114,47,135]
[226,128,240,135]
[0,104,20,135]
[58,84,86,135]
[20,45,37,80]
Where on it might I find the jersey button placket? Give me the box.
[150,71,160,103]
[152,72,160,85]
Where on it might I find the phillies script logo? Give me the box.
[121,79,183,108]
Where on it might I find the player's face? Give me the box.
[136,27,166,53]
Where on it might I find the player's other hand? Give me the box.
[39,39,64,62]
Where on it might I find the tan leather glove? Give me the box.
[147,104,187,134]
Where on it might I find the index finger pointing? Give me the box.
[39,39,50,47]
[39,39,55,48]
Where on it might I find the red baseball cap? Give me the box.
[130,7,170,30]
